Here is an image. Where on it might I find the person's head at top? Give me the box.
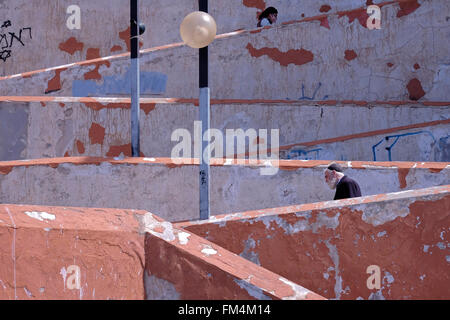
[258,6,278,27]
[324,162,345,190]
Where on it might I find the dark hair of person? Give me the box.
[258,6,278,22]
[327,163,344,173]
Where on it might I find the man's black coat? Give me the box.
[334,175,362,200]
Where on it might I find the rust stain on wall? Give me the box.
[83,48,111,81]
[344,50,357,61]
[428,167,446,173]
[406,78,426,101]
[45,68,67,94]
[110,45,123,53]
[58,37,84,55]
[81,100,129,112]
[0,166,13,175]
[89,123,106,145]
[106,144,144,157]
[320,5,332,13]
[165,163,184,169]
[279,166,299,171]
[119,27,131,52]
[246,43,314,67]
[243,0,266,11]
[338,8,369,28]
[82,100,106,111]
[319,17,331,29]
[76,140,85,154]
[81,100,155,114]
[398,168,411,189]
[118,27,143,51]
[342,100,367,106]
[141,103,156,115]
[397,0,421,18]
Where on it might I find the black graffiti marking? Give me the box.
[0,27,32,48]
[22,27,32,39]
[9,28,32,47]
[0,26,32,62]
[1,20,11,29]
[0,50,11,62]
[0,34,7,49]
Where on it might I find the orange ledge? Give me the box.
[175,184,450,227]
[0,96,448,107]
[0,157,448,175]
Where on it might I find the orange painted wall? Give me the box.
[178,185,450,300]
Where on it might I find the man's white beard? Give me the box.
[327,176,339,189]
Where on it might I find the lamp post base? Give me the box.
[199,87,210,220]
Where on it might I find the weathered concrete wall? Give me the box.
[177,185,450,300]
[0,204,146,299]
[0,0,395,76]
[280,120,450,162]
[0,202,325,300]
[1,0,448,102]
[143,212,325,300]
[0,97,448,161]
[0,158,448,220]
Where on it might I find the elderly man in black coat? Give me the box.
[324,163,362,200]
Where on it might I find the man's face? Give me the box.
[324,169,339,189]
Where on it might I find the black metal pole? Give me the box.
[199,0,208,88]
[130,0,140,157]
[199,0,210,220]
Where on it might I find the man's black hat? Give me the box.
[327,163,343,172]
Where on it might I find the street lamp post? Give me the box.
[198,0,210,220]
[130,0,145,157]
[130,0,140,157]
[180,2,217,220]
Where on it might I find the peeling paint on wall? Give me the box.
[246,43,314,67]
[24,211,56,222]
[58,37,84,55]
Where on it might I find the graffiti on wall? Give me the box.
[0,20,32,62]
[282,129,449,162]
[298,82,329,100]
[372,131,437,161]
[284,147,322,160]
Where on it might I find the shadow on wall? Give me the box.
[72,67,167,97]
[0,103,28,160]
